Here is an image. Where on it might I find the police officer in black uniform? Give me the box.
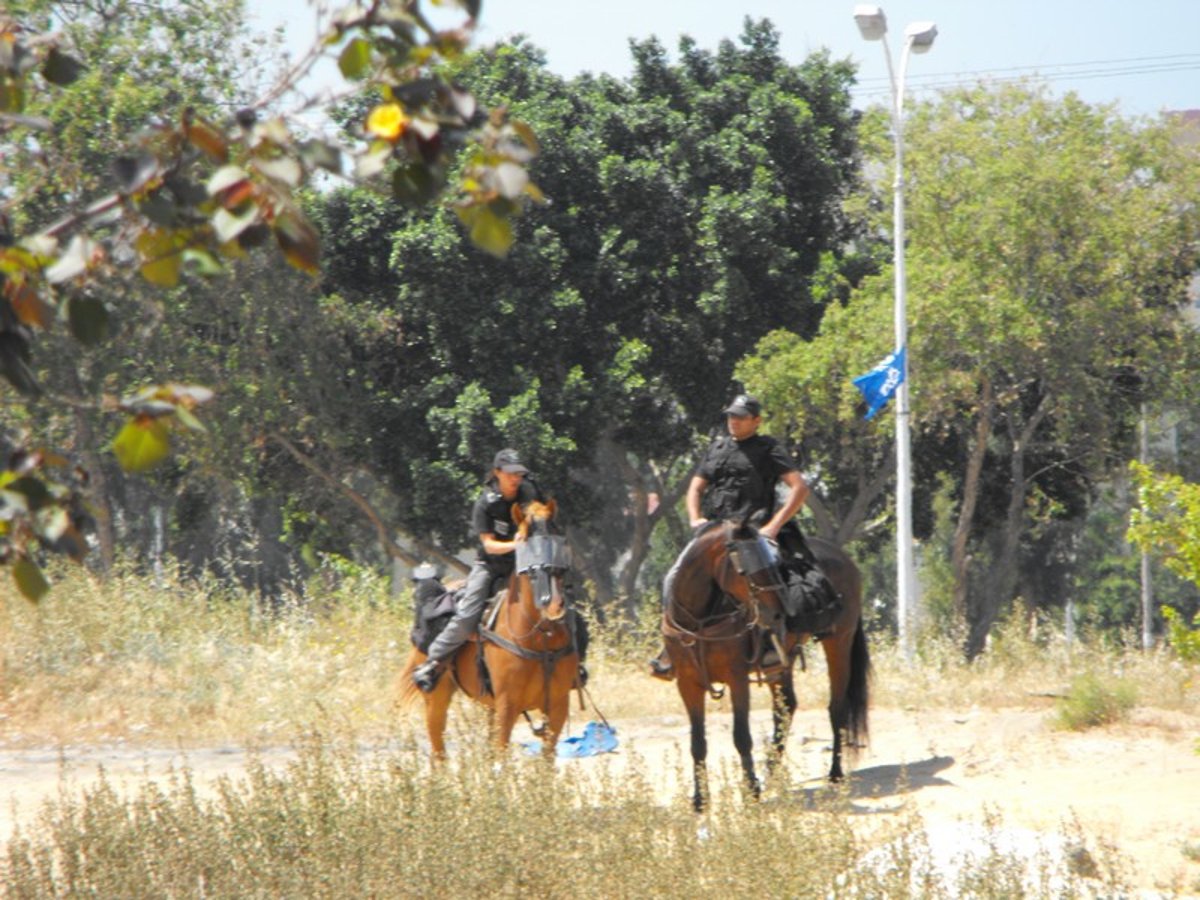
[412,448,545,693]
[649,394,841,679]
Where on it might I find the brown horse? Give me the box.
[662,520,870,810]
[399,500,581,758]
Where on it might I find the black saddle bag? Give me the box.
[410,588,460,653]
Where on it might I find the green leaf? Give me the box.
[182,248,223,276]
[5,476,51,510]
[338,37,372,80]
[112,154,160,195]
[13,557,49,603]
[44,234,96,283]
[392,162,440,205]
[212,206,259,244]
[0,76,27,113]
[299,139,343,174]
[140,252,182,288]
[67,295,109,345]
[252,155,303,188]
[458,204,513,258]
[112,417,171,473]
[41,47,85,86]
[273,213,320,274]
[174,405,206,433]
[138,191,178,227]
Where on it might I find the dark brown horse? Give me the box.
[662,520,870,810]
[399,500,580,758]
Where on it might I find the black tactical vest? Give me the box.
[700,435,784,522]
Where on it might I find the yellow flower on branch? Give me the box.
[366,103,409,141]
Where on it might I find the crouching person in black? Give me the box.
[649,394,841,680]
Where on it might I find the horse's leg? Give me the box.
[540,672,571,761]
[729,672,760,801]
[677,673,709,812]
[492,691,522,752]
[424,685,452,761]
[766,668,797,777]
[822,631,852,781]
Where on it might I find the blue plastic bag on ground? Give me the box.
[521,720,619,758]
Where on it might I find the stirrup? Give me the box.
[412,659,444,693]
[648,649,674,681]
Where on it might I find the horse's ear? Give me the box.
[546,499,557,520]
[512,502,525,526]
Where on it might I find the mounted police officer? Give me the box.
[412,448,588,693]
[412,448,545,693]
[649,394,842,679]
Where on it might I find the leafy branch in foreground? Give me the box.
[1128,461,1200,658]
[0,0,541,599]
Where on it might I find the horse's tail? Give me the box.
[845,616,871,747]
[395,647,424,712]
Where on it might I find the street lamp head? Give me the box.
[853,4,887,41]
[905,20,938,53]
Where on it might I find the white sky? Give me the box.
[247,0,1200,118]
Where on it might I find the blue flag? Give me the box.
[852,348,906,420]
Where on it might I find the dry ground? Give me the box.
[1,695,1197,895]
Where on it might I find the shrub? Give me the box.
[1052,672,1137,731]
[1162,605,1200,663]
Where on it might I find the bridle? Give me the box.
[478,515,577,706]
[662,522,789,698]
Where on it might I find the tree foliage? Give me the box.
[0,0,542,599]
[739,84,1200,655]
[308,21,865,608]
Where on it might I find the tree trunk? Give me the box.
[952,377,994,623]
[74,406,115,573]
[965,394,1050,660]
[565,527,616,620]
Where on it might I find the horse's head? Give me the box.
[511,499,569,621]
[671,520,786,631]
[723,520,789,624]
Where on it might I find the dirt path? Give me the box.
[1,706,1197,895]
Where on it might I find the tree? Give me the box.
[0,0,543,598]
[899,86,1200,657]
[308,22,865,615]
[738,84,1200,657]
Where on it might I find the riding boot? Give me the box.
[412,658,445,693]
[648,646,674,680]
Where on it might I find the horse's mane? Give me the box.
[517,499,558,536]
[679,519,736,563]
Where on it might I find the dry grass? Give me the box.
[0,563,1194,896]
[0,727,1138,899]
[1,561,1197,746]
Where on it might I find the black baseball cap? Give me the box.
[722,394,762,417]
[492,448,528,474]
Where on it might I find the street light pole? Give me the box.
[854,6,936,661]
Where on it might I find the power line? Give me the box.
[853,52,1200,99]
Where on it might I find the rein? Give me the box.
[662,524,787,699]
[479,512,576,713]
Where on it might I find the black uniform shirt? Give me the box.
[470,477,545,576]
[696,434,797,522]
